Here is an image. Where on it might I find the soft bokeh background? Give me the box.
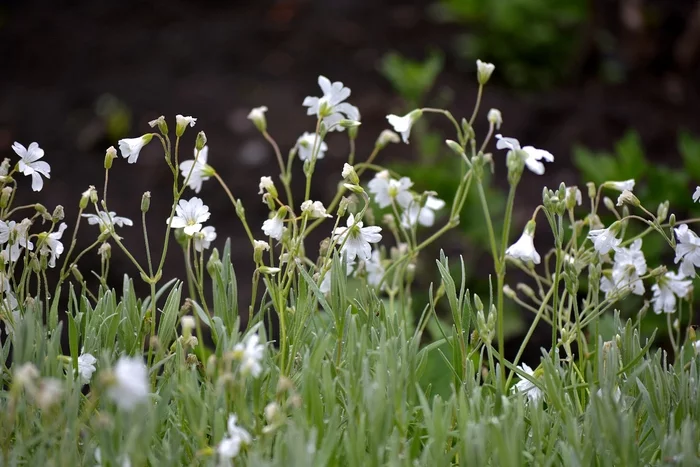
[2,0,700,361]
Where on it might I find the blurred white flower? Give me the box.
[513,363,542,403]
[364,249,385,289]
[301,200,331,218]
[34,378,63,409]
[218,414,252,463]
[302,76,360,131]
[368,171,414,208]
[401,196,445,228]
[495,135,554,175]
[193,226,216,252]
[505,224,540,264]
[651,271,692,314]
[82,211,133,231]
[332,213,382,262]
[94,447,131,467]
[167,197,211,236]
[386,110,422,144]
[247,106,268,132]
[77,353,97,386]
[601,239,647,297]
[487,109,502,129]
[674,224,700,277]
[694,186,700,203]
[118,135,153,164]
[258,176,276,195]
[376,129,400,149]
[262,212,286,241]
[296,132,328,161]
[233,333,265,378]
[588,226,621,255]
[12,142,51,192]
[179,146,214,193]
[107,356,149,411]
[605,179,635,192]
[39,222,67,268]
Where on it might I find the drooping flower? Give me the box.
[233,333,265,378]
[107,356,149,411]
[400,196,445,228]
[600,239,647,297]
[301,200,331,218]
[193,226,217,252]
[332,213,382,262]
[39,223,67,268]
[386,110,422,144]
[82,211,133,231]
[674,224,700,277]
[118,135,153,164]
[505,221,541,264]
[495,135,554,175]
[296,132,328,161]
[218,414,252,463]
[179,146,214,193]
[604,179,635,192]
[262,211,287,241]
[513,363,542,403]
[588,225,621,255]
[77,353,97,386]
[367,171,414,208]
[693,186,700,203]
[12,142,51,192]
[302,76,360,131]
[166,197,211,236]
[651,271,693,314]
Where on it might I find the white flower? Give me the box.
[118,135,153,164]
[82,211,133,231]
[694,186,700,203]
[476,59,495,85]
[12,142,51,192]
[296,132,328,161]
[363,249,385,288]
[651,271,692,314]
[513,363,542,402]
[376,129,400,149]
[39,223,67,268]
[107,356,149,411]
[77,353,97,386]
[332,213,382,262]
[253,240,270,252]
[367,171,413,208]
[386,110,422,144]
[487,109,502,129]
[179,146,213,193]
[400,196,445,228]
[262,212,287,241]
[166,197,211,236]
[247,106,268,132]
[601,239,647,297]
[175,115,197,136]
[495,135,554,175]
[233,333,265,378]
[258,176,275,195]
[302,75,360,131]
[674,224,700,277]
[319,258,355,294]
[505,225,541,264]
[588,226,621,255]
[605,179,635,192]
[301,200,331,218]
[341,163,358,183]
[218,414,252,462]
[193,226,216,252]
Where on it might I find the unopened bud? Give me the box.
[476,59,495,85]
[503,285,516,299]
[616,190,640,208]
[603,196,616,213]
[473,293,484,312]
[375,130,400,149]
[342,163,359,185]
[445,139,465,157]
[0,186,12,209]
[656,201,669,222]
[52,205,64,221]
[586,182,596,200]
[195,131,207,151]
[104,146,117,170]
[343,183,365,195]
[339,119,361,129]
[148,115,169,135]
[487,108,502,129]
[247,106,268,133]
[141,191,151,213]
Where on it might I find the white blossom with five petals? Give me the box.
[332,213,382,262]
[302,76,360,131]
[12,142,51,192]
[166,197,211,236]
[495,135,554,175]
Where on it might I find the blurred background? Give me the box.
[2,0,700,380]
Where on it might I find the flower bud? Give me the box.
[104,146,117,170]
[141,191,151,213]
[0,186,12,209]
[71,265,84,283]
[603,196,616,213]
[473,293,484,312]
[656,201,669,222]
[342,163,359,185]
[669,213,676,228]
[616,190,640,208]
[247,106,268,133]
[253,239,270,263]
[52,205,64,222]
[98,242,111,261]
[148,115,169,135]
[180,315,196,339]
[461,118,475,141]
[339,119,361,129]
[476,59,495,85]
[206,248,222,276]
[503,284,516,299]
[258,266,281,275]
[0,158,11,177]
[175,115,197,137]
[343,183,365,195]
[195,131,207,151]
[375,130,400,150]
[586,182,596,200]
[445,139,465,157]
[80,186,97,210]
[487,108,502,129]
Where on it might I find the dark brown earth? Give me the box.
[1,0,699,357]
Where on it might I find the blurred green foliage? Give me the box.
[434,0,588,88]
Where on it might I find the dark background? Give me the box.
[1,0,699,353]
